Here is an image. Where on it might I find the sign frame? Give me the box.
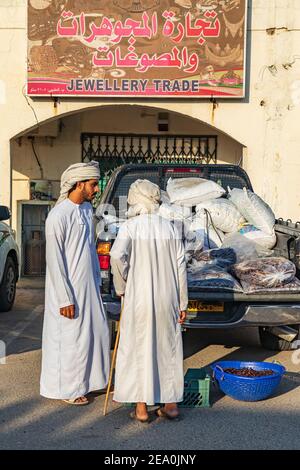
[27,0,248,99]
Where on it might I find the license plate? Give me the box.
[188,301,224,313]
[101,271,109,279]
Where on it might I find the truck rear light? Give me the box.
[98,254,110,270]
[97,241,111,255]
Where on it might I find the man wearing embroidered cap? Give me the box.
[40,161,110,405]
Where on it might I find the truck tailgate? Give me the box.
[188,288,300,302]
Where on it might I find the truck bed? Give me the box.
[98,163,300,303]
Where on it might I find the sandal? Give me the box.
[63,396,89,406]
[155,407,180,420]
[129,411,150,423]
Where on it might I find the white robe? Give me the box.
[110,213,188,405]
[40,198,110,400]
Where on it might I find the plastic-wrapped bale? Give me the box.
[222,232,273,263]
[166,177,225,207]
[190,248,237,270]
[196,199,245,233]
[240,277,300,294]
[184,231,203,263]
[228,188,275,235]
[188,266,243,292]
[231,257,296,288]
[238,224,277,250]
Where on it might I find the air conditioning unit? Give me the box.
[27,120,58,138]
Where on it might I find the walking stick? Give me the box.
[103,296,124,416]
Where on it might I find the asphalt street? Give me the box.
[0,278,300,450]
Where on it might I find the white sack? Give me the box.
[190,214,224,250]
[159,202,192,221]
[196,199,245,233]
[238,225,277,250]
[166,177,225,207]
[228,188,275,235]
[160,190,170,204]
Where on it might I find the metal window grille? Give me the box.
[81,133,217,193]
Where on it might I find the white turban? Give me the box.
[56,161,100,205]
[126,179,161,218]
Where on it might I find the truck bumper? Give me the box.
[240,304,300,326]
[184,304,300,329]
[102,299,300,328]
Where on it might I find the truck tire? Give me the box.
[259,326,300,351]
[0,256,17,312]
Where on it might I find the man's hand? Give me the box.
[178,311,187,324]
[60,305,75,319]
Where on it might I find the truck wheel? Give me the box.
[259,326,300,351]
[0,257,17,312]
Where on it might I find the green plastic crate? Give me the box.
[179,368,210,408]
[123,368,210,409]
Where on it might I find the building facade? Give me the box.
[1,0,300,275]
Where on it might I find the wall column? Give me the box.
[0,138,11,216]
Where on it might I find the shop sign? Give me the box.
[27,0,248,98]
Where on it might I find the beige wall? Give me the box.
[1,0,300,232]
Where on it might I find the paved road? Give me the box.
[0,279,300,450]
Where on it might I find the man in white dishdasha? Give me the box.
[40,161,110,405]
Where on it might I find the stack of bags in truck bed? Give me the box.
[158,177,300,294]
[96,176,300,294]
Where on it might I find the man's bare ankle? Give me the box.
[164,404,179,415]
[136,403,148,417]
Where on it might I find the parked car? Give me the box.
[95,164,300,351]
[0,206,19,311]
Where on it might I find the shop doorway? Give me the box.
[21,203,52,276]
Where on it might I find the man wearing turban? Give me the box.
[110,179,188,422]
[40,161,110,405]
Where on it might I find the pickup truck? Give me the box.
[95,164,300,351]
[0,205,19,311]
